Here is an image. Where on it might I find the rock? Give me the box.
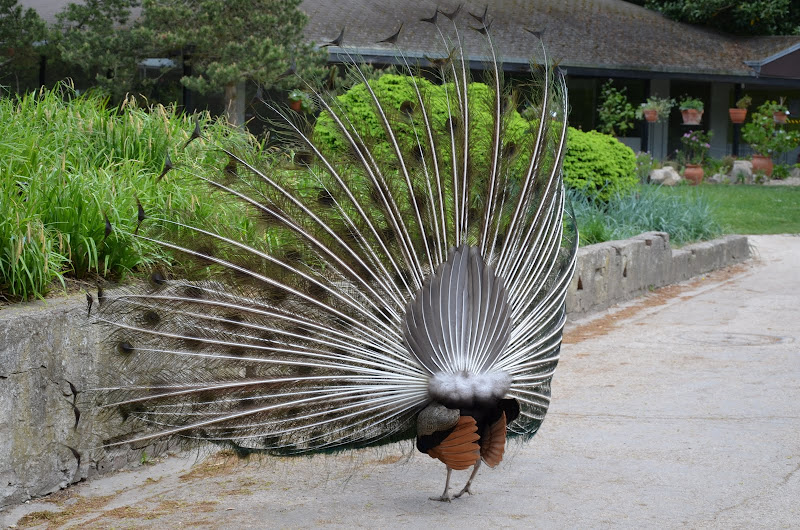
[765,176,800,186]
[649,167,682,186]
[731,160,753,184]
[707,173,731,184]
[791,167,800,179]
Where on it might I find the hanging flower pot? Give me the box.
[681,109,703,125]
[773,112,788,124]
[643,109,658,123]
[728,108,747,124]
[289,99,302,112]
[751,154,773,177]
[683,164,704,185]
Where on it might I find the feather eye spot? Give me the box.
[317,188,336,207]
[142,310,161,326]
[502,142,518,159]
[149,271,167,286]
[445,115,459,132]
[117,341,134,355]
[294,151,313,166]
[182,285,205,299]
[400,100,415,116]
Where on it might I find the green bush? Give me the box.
[315,74,639,205]
[562,128,638,201]
[314,73,531,173]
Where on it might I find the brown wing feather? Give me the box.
[480,412,507,468]
[426,416,480,470]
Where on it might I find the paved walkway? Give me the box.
[3,235,798,529]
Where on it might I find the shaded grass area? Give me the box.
[661,184,800,235]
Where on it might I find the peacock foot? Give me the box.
[429,494,452,502]
[452,485,474,498]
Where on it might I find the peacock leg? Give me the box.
[453,460,481,498]
[429,467,453,502]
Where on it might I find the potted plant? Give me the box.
[729,95,751,124]
[741,101,800,177]
[288,89,314,113]
[679,129,712,185]
[636,96,675,123]
[766,97,789,124]
[679,97,704,125]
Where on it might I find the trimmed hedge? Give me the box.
[562,128,638,201]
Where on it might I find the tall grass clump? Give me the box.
[570,184,722,246]
[1,83,264,301]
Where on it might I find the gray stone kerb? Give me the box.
[0,231,750,509]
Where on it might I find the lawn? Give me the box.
[664,184,800,235]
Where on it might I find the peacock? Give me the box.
[91,6,577,502]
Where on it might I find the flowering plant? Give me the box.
[680,130,712,164]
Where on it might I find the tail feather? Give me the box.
[92,15,577,454]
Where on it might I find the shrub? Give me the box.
[562,128,638,201]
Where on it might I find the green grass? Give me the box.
[661,184,800,235]
[0,83,265,301]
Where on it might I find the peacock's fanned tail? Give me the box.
[93,12,577,455]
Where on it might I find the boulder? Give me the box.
[731,160,753,184]
[649,166,681,186]
[707,173,731,184]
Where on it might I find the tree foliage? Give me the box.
[642,0,800,36]
[139,0,326,125]
[53,0,147,97]
[0,0,47,86]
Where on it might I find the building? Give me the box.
[300,0,800,163]
[13,0,800,163]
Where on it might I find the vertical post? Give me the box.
[732,83,742,158]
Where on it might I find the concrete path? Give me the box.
[3,235,798,529]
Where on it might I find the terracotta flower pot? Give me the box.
[728,108,747,124]
[643,109,658,123]
[681,109,703,125]
[289,99,302,112]
[751,154,774,177]
[773,112,788,124]
[683,164,704,185]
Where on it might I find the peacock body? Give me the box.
[93,6,577,501]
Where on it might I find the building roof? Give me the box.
[16,0,800,85]
[300,0,800,85]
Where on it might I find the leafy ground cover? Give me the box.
[570,184,722,246]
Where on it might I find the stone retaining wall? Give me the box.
[0,232,750,508]
[566,232,750,318]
